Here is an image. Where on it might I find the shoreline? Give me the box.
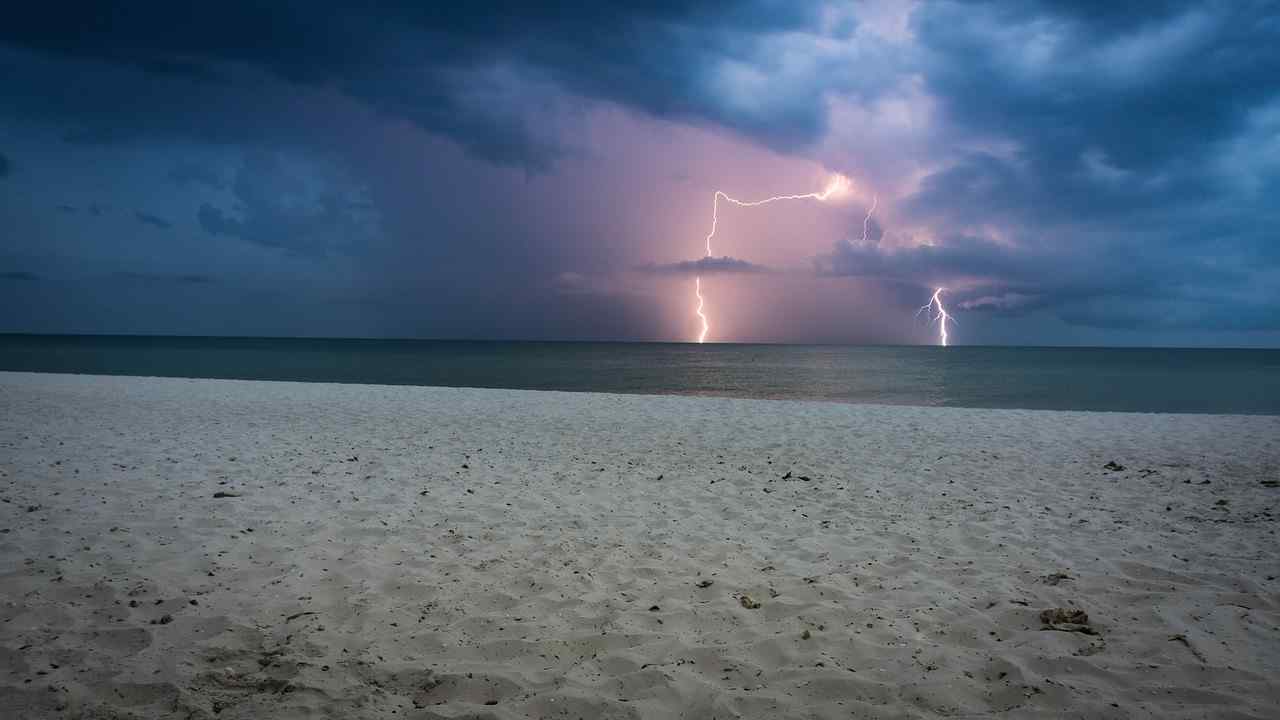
[2,369,1277,417]
[2,371,1278,718]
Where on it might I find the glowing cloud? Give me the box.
[637,256,770,276]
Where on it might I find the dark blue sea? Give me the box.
[1,335,1277,414]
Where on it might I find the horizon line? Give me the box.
[0,331,1276,352]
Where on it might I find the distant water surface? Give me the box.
[1,335,1278,414]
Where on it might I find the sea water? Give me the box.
[1,335,1277,414]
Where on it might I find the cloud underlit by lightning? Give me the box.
[916,287,953,346]
[694,174,850,342]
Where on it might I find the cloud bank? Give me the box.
[0,1,1276,344]
[636,256,772,276]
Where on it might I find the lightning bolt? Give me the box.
[695,174,850,342]
[916,287,953,347]
[695,276,709,344]
[860,194,878,244]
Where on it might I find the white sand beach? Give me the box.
[1,371,1278,719]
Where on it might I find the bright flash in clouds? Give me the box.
[695,173,851,342]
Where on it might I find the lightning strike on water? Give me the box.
[695,276,709,344]
[916,287,953,347]
[695,174,850,343]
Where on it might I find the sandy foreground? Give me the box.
[0,371,1277,720]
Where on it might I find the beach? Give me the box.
[1,370,1277,719]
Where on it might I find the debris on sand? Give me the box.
[695,579,714,588]
[1040,607,1096,634]
[739,594,762,609]
[1041,607,1088,624]
[1040,572,1073,586]
[1103,461,1125,472]
[1075,639,1106,656]
[212,491,241,498]
[1169,633,1207,663]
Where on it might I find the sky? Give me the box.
[1,1,1278,346]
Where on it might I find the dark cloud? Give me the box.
[135,211,172,229]
[168,161,224,189]
[55,203,109,216]
[637,255,772,276]
[815,228,1276,332]
[1056,297,1280,333]
[818,232,1225,300]
[871,0,1280,335]
[196,152,380,255]
[912,1,1280,210]
[959,1,1218,37]
[1,2,1277,344]
[0,2,846,169]
[0,151,9,177]
[1,270,40,281]
[113,271,215,285]
[196,205,238,238]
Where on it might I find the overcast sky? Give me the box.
[1,1,1277,345]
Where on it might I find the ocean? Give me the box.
[1,334,1277,414]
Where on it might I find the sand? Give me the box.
[1,371,1278,719]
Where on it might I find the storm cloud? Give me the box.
[0,1,1277,344]
[195,152,380,256]
[637,256,772,276]
[1,2,843,168]
[135,211,172,229]
[113,271,215,285]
